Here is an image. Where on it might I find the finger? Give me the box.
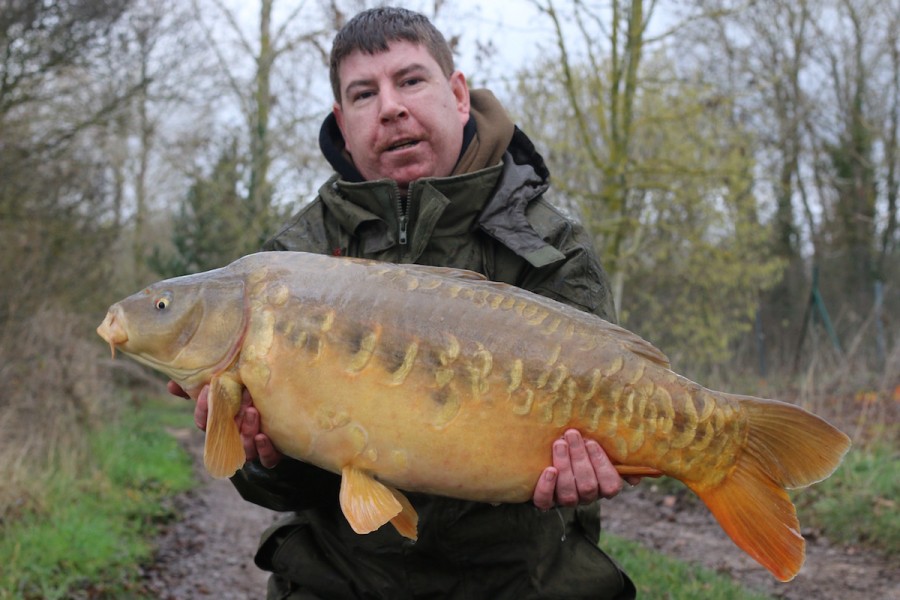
[241,407,261,461]
[565,430,600,504]
[586,440,624,499]
[553,439,579,506]
[533,467,558,511]
[255,434,283,469]
[194,386,209,431]
[235,388,254,430]
[240,406,261,437]
[625,476,643,486]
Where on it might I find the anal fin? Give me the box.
[615,465,663,478]
[386,485,418,540]
[340,465,406,535]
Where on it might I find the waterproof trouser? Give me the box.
[255,498,635,600]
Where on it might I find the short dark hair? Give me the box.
[329,6,455,103]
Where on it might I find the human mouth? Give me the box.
[385,139,420,152]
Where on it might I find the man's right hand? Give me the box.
[167,380,284,469]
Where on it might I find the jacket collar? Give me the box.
[319,165,503,258]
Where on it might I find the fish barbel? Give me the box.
[96,251,850,582]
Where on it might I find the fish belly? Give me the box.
[242,334,558,503]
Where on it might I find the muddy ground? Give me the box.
[139,428,899,599]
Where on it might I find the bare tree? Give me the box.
[527,0,652,311]
[187,0,343,253]
[682,0,899,367]
[511,1,782,371]
[812,0,895,309]
[0,0,137,318]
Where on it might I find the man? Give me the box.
[175,7,637,599]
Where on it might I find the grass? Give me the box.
[0,396,195,599]
[794,439,900,555]
[601,533,774,599]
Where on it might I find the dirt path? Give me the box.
[142,429,898,599]
[138,428,279,599]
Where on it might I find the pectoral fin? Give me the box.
[204,374,246,479]
[339,465,419,540]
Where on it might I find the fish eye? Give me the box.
[154,293,172,310]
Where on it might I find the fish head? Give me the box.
[97,271,249,391]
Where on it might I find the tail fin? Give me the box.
[688,396,851,582]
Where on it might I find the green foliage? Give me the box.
[794,440,900,556]
[149,140,261,277]
[600,533,773,599]
[0,397,195,599]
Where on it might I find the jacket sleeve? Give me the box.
[262,196,338,253]
[230,458,341,511]
[517,198,618,323]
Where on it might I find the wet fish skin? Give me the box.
[97,251,850,582]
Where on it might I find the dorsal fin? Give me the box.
[402,263,488,281]
[599,320,671,368]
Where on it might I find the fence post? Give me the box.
[755,307,767,377]
[793,265,842,374]
[874,280,885,371]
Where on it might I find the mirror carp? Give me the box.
[97,251,850,582]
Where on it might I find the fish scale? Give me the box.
[97,251,850,582]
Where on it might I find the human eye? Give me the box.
[346,82,376,104]
[353,89,375,103]
[401,75,426,89]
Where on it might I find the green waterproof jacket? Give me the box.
[231,91,634,599]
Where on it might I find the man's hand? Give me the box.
[236,401,283,468]
[532,429,639,510]
[167,380,283,468]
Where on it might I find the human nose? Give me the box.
[378,87,408,122]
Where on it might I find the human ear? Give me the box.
[449,71,470,124]
[333,101,347,137]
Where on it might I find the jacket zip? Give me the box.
[395,181,411,246]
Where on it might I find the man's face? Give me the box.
[333,41,470,192]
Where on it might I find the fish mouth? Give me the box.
[97,309,128,358]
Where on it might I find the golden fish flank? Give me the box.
[97,251,851,583]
